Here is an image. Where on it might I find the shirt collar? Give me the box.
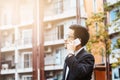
[75,46,84,56]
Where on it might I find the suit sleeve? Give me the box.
[65,53,95,78]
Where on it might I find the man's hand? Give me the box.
[66,41,75,54]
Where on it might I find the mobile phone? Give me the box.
[72,38,81,46]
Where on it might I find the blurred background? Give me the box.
[0,0,120,80]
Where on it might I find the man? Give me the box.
[62,24,95,80]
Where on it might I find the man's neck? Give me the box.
[74,46,84,56]
[75,45,82,51]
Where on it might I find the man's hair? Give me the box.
[69,24,89,47]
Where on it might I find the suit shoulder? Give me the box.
[83,51,94,59]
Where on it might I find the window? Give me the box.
[95,22,98,33]
[2,76,15,80]
[111,38,117,49]
[2,14,7,25]
[80,0,86,17]
[54,0,63,14]
[110,10,116,23]
[112,66,120,80]
[55,48,61,65]
[22,52,32,68]
[93,0,97,13]
[22,29,32,45]
[71,0,76,8]
[1,8,12,26]
[8,77,15,80]
[81,18,86,27]
[112,37,120,49]
[110,9,120,23]
[22,75,32,80]
[44,24,64,41]
[57,25,64,39]
[1,30,14,48]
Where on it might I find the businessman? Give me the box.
[62,24,95,80]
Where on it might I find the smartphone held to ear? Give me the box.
[72,38,81,46]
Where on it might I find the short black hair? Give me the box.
[69,24,89,46]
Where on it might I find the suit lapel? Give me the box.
[62,49,86,80]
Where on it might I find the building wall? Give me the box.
[85,0,106,64]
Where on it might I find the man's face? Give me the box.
[64,29,75,49]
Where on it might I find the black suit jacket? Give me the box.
[62,49,95,80]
